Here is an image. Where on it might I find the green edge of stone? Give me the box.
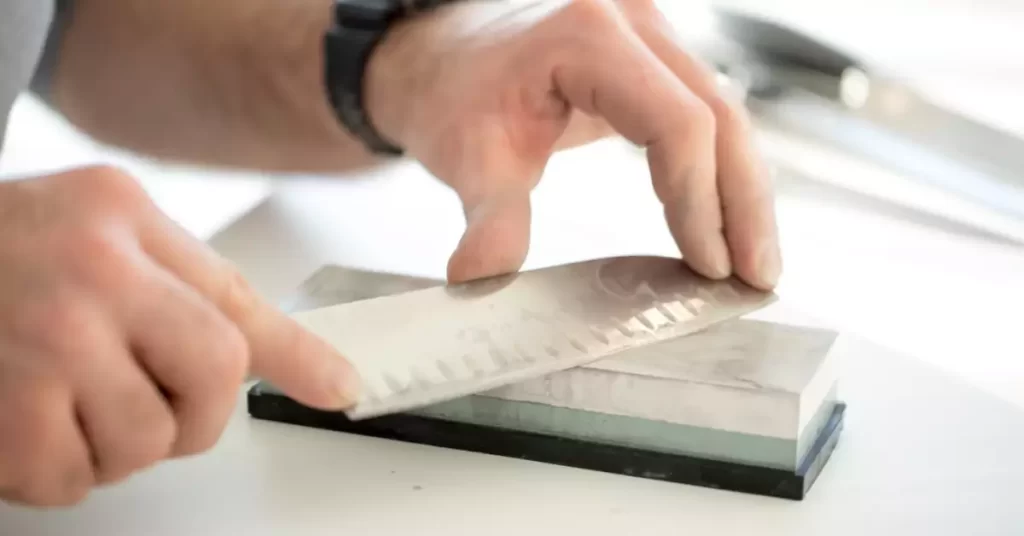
[255,380,838,471]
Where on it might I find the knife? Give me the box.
[289,255,777,420]
[701,8,1024,238]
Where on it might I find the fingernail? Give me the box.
[707,236,732,279]
[332,359,363,407]
[711,251,732,278]
[758,244,782,289]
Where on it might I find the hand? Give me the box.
[366,0,781,289]
[0,166,358,507]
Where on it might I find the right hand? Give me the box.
[0,165,359,507]
[365,0,780,289]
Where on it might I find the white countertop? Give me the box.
[1,1,1023,534]
[0,96,273,240]
[4,136,1023,536]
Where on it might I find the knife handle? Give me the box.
[712,8,861,78]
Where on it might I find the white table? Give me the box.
[2,2,1024,535]
[0,96,273,240]
[2,137,1022,535]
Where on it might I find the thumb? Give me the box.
[447,191,533,284]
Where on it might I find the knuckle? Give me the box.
[172,400,225,455]
[47,463,94,507]
[18,471,91,507]
[1,382,92,507]
[11,484,64,508]
[566,0,619,27]
[1,376,61,442]
[63,224,146,293]
[707,93,751,132]
[118,395,177,470]
[73,164,150,211]
[667,98,716,142]
[685,100,717,134]
[0,396,45,483]
[172,398,232,457]
[620,0,659,17]
[175,419,222,457]
[207,322,250,388]
[214,264,258,320]
[16,297,106,358]
[171,322,247,457]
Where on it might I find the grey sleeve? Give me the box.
[0,0,55,151]
[29,0,70,104]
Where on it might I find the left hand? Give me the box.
[365,0,781,289]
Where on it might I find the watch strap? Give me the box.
[324,0,467,156]
[324,0,406,155]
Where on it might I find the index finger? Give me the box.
[550,3,731,279]
[138,214,360,410]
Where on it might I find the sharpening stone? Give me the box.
[247,264,845,500]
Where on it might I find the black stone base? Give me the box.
[246,382,845,500]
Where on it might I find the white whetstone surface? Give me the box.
[290,256,777,420]
[480,316,840,440]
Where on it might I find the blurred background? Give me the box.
[2,0,1022,241]
[0,0,1021,403]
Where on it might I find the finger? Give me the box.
[554,110,616,151]
[448,191,533,283]
[119,262,247,458]
[34,298,176,484]
[443,122,543,283]
[72,341,177,484]
[136,213,359,410]
[0,359,94,507]
[552,3,730,279]
[620,0,781,288]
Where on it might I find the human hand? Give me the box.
[0,166,358,507]
[365,0,780,289]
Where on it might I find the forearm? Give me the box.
[44,0,384,173]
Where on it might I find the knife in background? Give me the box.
[698,8,1024,241]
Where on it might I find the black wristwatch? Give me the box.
[323,0,460,156]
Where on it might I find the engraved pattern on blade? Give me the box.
[288,256,777,420]
[282,267,438,312]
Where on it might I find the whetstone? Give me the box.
[248,264,846,500]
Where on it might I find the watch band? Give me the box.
[324,0,465,156]
[323,0,405,155]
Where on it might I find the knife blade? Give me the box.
[699,8,1024,236]
[289,255,777,420]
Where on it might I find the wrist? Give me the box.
[238,0,388,169]
[331,1,463,155]
[362,18,429,151]
[362,21,417,151]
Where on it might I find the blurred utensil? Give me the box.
[697,8,1024,243]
